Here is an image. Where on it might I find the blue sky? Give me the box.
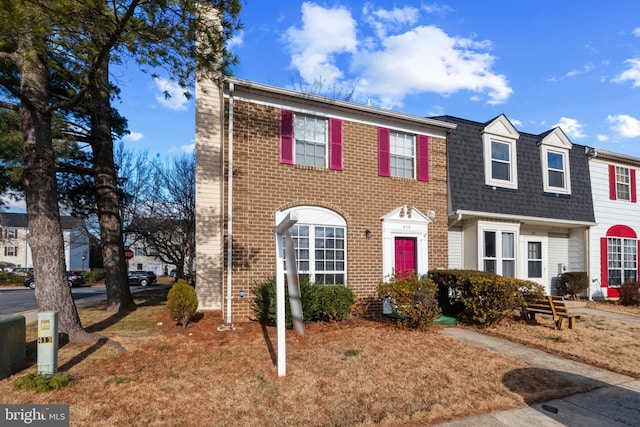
[116,0,640,158]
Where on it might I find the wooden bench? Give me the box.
[523,296,580,330]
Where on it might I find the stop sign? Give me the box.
[124,248,134,260]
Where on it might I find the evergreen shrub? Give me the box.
[620,281,640,306]
[167,279,199,328]
[376,270,440,330]
[557,271,589,299]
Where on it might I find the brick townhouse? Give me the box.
[195,78,455,322]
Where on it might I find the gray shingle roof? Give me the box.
[435,115,595,223]
[0,212,83,230]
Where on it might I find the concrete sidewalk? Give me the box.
[435,311,640,426]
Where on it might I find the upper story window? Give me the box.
[608,165,637,203]
[294,114,327,167]
[147,247,159,256]
[616,166,631,200]
[482,115,519,189]
[7,228,16,239]
[134,247,145,257]
[378,128,430,181]
[539,127,572,194]
[280,109,343,170]
[390,131,415,178]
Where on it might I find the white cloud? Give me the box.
[612,58,640,88]
[510,119,523,127]
[228,30,244,49]
[123,131,144,142]
[633,27,640,37]
[154,78,190,111]
[363,4,419,39]
[283,2,512,109]
[566,64,593,77]
[607,114,640,138]
[555,117,586,139]
[422,3,455,14]
[597,134,609,142]
[353,25,512,108]
[181,143,195,153]
[284,2,358,85]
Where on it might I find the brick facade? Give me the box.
[197,79,451,321]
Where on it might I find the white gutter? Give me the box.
[452,209,597,227]
[225,82,234,325]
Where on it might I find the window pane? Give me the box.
[491,141,510,161]
[484,231,496,258]
[484,260,496,272]
[492,162,510,181]
[390,131,415,178]
[528,261,542,278]
[502,260,515,278]
[549,170,564,188]
[294,114,326,167]
[547,152,564,170]
[502,233,514,258]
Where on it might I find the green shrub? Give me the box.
[430,269,543,327]
[83,269,105,283]
[167,279,199,328]
[557,272,589,299]
[620,281,640,306]
[0,271,23,285]
[250,276,354,326]
[376,270,440,330]
[12,373,72,392]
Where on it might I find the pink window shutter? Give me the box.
[417,135,430,182]
[608,165,617,200]
[631,169,637,203]
[600,237,608,287]
[378,128,390,177]
[280,109,294,164]
[329,118,343,171]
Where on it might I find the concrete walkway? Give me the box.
[435,309,640,426]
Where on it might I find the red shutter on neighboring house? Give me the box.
[417,135,430,182]
[631,169,637,203]
[3,247,6,256]
[280,109,294,164]
[378,127,390,177]
[600,237,608,287]
[608,165,617,200]
[14,247,17,256]
[329,118,343,171]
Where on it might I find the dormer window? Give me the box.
[482,115,519,189]
[539,127,572,195]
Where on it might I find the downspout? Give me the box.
[449,212,463,228]
[225,82,234,325]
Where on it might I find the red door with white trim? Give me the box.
[395,237,416,276]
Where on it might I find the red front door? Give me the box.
[395,237,416,276]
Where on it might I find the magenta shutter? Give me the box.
[609,165,617,200]
[378,128,390,177]
[600,237,608,287]
[329,118,343,171]
[631,169,637,203]
[280,109,294,164]
[417,135,430,182]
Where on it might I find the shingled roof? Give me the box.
[0,212,84,230]
[434,115,595,224]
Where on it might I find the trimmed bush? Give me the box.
[620,281,640,306]
[167,279,199,328]
[557,271,589,299]
[250,276,354,326]
[429,269,545,327]
[376,270,440,330]
[83,269,105,283]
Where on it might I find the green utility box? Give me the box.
[0,314,26,380]
[37,311,59,375]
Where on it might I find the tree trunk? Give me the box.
[90,59,135,312]
[18,33,87,340]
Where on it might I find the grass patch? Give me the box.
[344,349,359,357]
[12,372,72,392]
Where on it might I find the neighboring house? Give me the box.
[125,240,171,276]
[438,115,596,295]
[195,78,455,321]
[0,212,90,270]
[587,149,640,299]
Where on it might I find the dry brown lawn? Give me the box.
[1,290,638,427]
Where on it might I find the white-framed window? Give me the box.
[277,206,347,285]
[390,131,415,179]
[478,222,519,277]
[294,114,328,168]
[541,147,571,194]
[7,229,16,239]
[6,246,16,256]
[608,237,637,287]
[134,248,145,257]
[147,246,158,256]
[483,137,518,189]
[616,166,631,201]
